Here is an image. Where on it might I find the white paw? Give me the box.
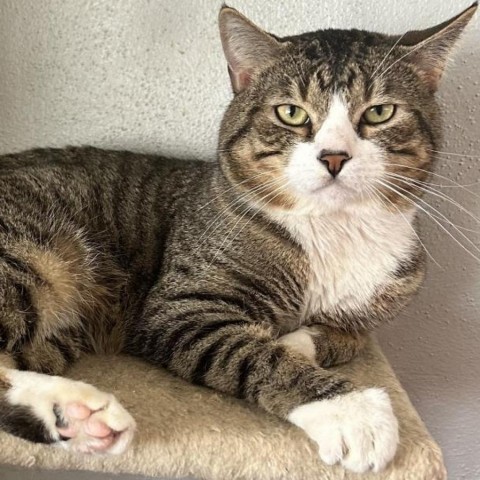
[288,388,399,473]
[6,369,136,454]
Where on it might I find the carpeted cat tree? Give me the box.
[0,337,446,480]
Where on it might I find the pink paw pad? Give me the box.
[53,401,126,453]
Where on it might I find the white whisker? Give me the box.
[387,163,480,198]
[377,31,444,81]
[385,172,480,229]
[427,148,479,159]
[382,179,480,254]
[204,181,288,271]
[196,169,280,212]
[378,179,480,264]
[195,177,282,251]
[366,184,441,268]
[369,32,407,82]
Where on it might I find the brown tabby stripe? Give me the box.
[190,336,229,385]
[217,337,250,369]
[229,267,298,312]
[0,248,43,284]
[0,217,12,234]
[253,150,284,161]
[46,334,77,366]
[0,323,8,350]
[12,282,39,346]
[223,105,262,154]
[167,291,258,319]
[174,319,251,356]
[411,109,436,146]
[0,0,470,442]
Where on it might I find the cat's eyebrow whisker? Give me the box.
[365,184,441,268]
[387,163,480,198]
[377,179,480,264]
[369,32,407,83]
[376,30,445,82]
[284,51,308,91]
[385,172,480,230]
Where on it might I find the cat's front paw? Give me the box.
[6,369,136,454]
[288,388,398,473]
[53,391,136,454]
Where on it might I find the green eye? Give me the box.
[275,105,310,126]
[363,104,396,125]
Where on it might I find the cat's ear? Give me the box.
[399,2,477,91]
[219,6,282,93]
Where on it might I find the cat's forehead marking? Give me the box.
[298,56,368,114]
[314,93,356,154]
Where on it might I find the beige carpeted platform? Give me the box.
[0,337,446,480]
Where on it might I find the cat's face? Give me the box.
[218,5,476,215]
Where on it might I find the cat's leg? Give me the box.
[0,355,135,453]
[128,300,398,473]
[279,325,367,367]
[0,236,135,453]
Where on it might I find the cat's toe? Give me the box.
[54,396,136,454]
[288,388,399,473]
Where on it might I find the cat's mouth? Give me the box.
[303,178,363,209]
[309,177,354,194]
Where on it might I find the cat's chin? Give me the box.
[293,182,368,215]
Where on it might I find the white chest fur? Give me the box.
[272,205,417,319]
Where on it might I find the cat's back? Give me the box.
[0,145,212,205]
[0,145,209,179]
[0,146,214,243]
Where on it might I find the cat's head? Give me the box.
[217,3,477,215]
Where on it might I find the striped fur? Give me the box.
[0,3,476,471]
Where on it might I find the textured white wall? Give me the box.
[0,0,478,477]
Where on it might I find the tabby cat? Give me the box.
[0,3,476,473]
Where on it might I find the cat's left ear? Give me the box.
[219,6,283,93]
[400,2,477,91]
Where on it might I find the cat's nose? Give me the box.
[318,150,352,178]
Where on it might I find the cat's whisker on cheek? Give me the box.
[384,179,480,237]
[385,172,480,230]
[364,184,442,268]
[196,171,292,251]
[427,148,479,159]
[381,179,480,254]
[196,168,283,211]
[377,179,480,264]
[195,176,284,250]
[390,174,479,190]
[203,180,289,271]
[387,163,480,198]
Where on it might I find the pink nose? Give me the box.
[318,150,352,178]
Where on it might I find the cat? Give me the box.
[0,2,476,473]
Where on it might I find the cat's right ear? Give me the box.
[219,6,282,94]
